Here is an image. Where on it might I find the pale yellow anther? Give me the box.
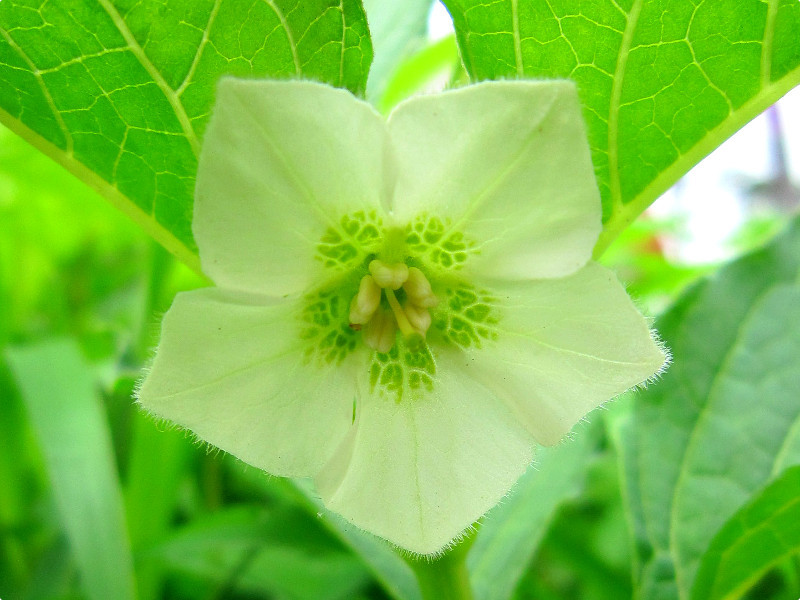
[403,267,439,308]
[404,302,432,334]
[349,275,381,325]
[353,263,437,353]
[369,259,409,290]
[363,308,397,353]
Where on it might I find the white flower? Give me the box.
[138,78,667,554]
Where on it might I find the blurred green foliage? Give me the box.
[1,1,800,599]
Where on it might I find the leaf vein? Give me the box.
[176,0,223,95]
[95,0,201,155]
[0,27,74,154]
[260,0,301,73]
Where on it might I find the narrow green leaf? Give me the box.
[125,411,190,549]
[692,465,800,600]
[6,339,136,600]
[0,361,35,591]
[290,478,423,600]
[0,0,373,271]
[152,505,371,600]
[363,0,434,103]
[125,409,192,600]
[441,0,800,253]
[619,217,800,600]
[467,421,597,600]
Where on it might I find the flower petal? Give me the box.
[195,79,392,295]
[137,288,358,477]
[463,262,666,446]
[315,354,533,555]
[388,80,601,280]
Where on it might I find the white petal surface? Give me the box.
[388,80,601,280]
[315,356,533,555]
[464,262,666,446]
[195,79,391,295]
[137,288,357,477]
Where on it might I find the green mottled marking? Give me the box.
[300,288,359,365]
[406,214,475,269]
[369,342,436,402]
[317,210,382,269]
[434,284,500,349]
[307,209,490,390]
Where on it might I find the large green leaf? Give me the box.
[0,0,372,272]
[691,465,800,600]
[6,340,137,600]
[618,218,800,600]
[441,0,800,253]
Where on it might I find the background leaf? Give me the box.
[0,0,373,270]
[6,339,137,600]
[467,420,598,600]
[377,34,461,113]
[691,465,800,600]
[288,478,423,600]
[124,409,192,600]
[150,504,371,600]
[617,217,800,600]
[440,0,800,252]
[362,0,434,103]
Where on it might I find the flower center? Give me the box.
[348,259,439,353]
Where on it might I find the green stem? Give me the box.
[405,532,477,600]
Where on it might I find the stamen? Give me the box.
[404,302,432,334]
[403,267,439,308]
[363,308,397,353]
[369,260,409,290]
[351,261,437,353]
[349,275,381,325]
[385,288,424,350]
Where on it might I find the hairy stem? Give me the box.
[405,531,477,600]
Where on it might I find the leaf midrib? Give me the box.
[607,0,642,214]
[761,0,779,86]
[510,0,523,76]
